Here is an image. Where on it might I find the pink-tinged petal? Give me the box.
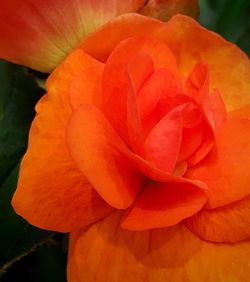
[121,182,206,231]
[185,194,250,243]
[68,212,250,282]
[186,105,250,209]
[102,36,179,145]
[0,0,146,72]
[144,106,182,172]
[66,105,144,209]
[12,49,113,232]
[139,0,199,21]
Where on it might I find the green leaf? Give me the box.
[199,0,250,56]
[0,61,54,276]
[0,60,44,183]
[34,237,67,282]
[0,166,54,276]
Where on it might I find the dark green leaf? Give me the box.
[199,0,250,56]
[0,60,44,183]
[0,165,54,276]
[0,61,54,276]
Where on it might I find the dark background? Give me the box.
[0,0,249,281]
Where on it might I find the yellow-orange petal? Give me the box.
[121,182,206,231]
[186,105,250,209]
[139,0,199,21]
[185,194,250,243]
[0,0,146,72]
[80,14,250,111]
[68,212,250,282]
[66,105,144,209]
[12,49,113,232]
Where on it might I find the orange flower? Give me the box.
[0,0,198,72]
[10,12,250,281]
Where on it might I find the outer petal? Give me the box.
[80,14,250,111]
[66,105,144,209]
[139,0,199,21]
[185,194,250,243]
[12,49,113,232]
[186,105,250,209]
[121,182,206,231]
[0,0,146,72]
[68,212,250,282]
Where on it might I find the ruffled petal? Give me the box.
[0,0,146,72]
[121,182,206,230]
[186,105,250,209]
[144,106,182,172]
[68,212,250,282]
[126,53,154,153]
[102,35,179,144]
[66,105,144,209]
[12,49,113,232]
[80,14,250,111]
[185,194,250,243]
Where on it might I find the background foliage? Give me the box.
[0,0,249,281]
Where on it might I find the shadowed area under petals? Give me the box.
[121,182,206,230]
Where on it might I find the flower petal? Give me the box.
[144,106,182,172]
[186,105,250,209]
[138,68,183,135]
[126,53,154,153]
[159,15,250,111]
[68,212,250,282]
[102,35,179,144]
[185,194,250,243]
[139,0,199,21]
[69,64,104,111]
[121,182,206,230]
[0,0,146,72]
[12,49,113,232]
[80,14,250,110]
[66,105,144,209]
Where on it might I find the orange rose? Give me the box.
[9,12,250,281]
